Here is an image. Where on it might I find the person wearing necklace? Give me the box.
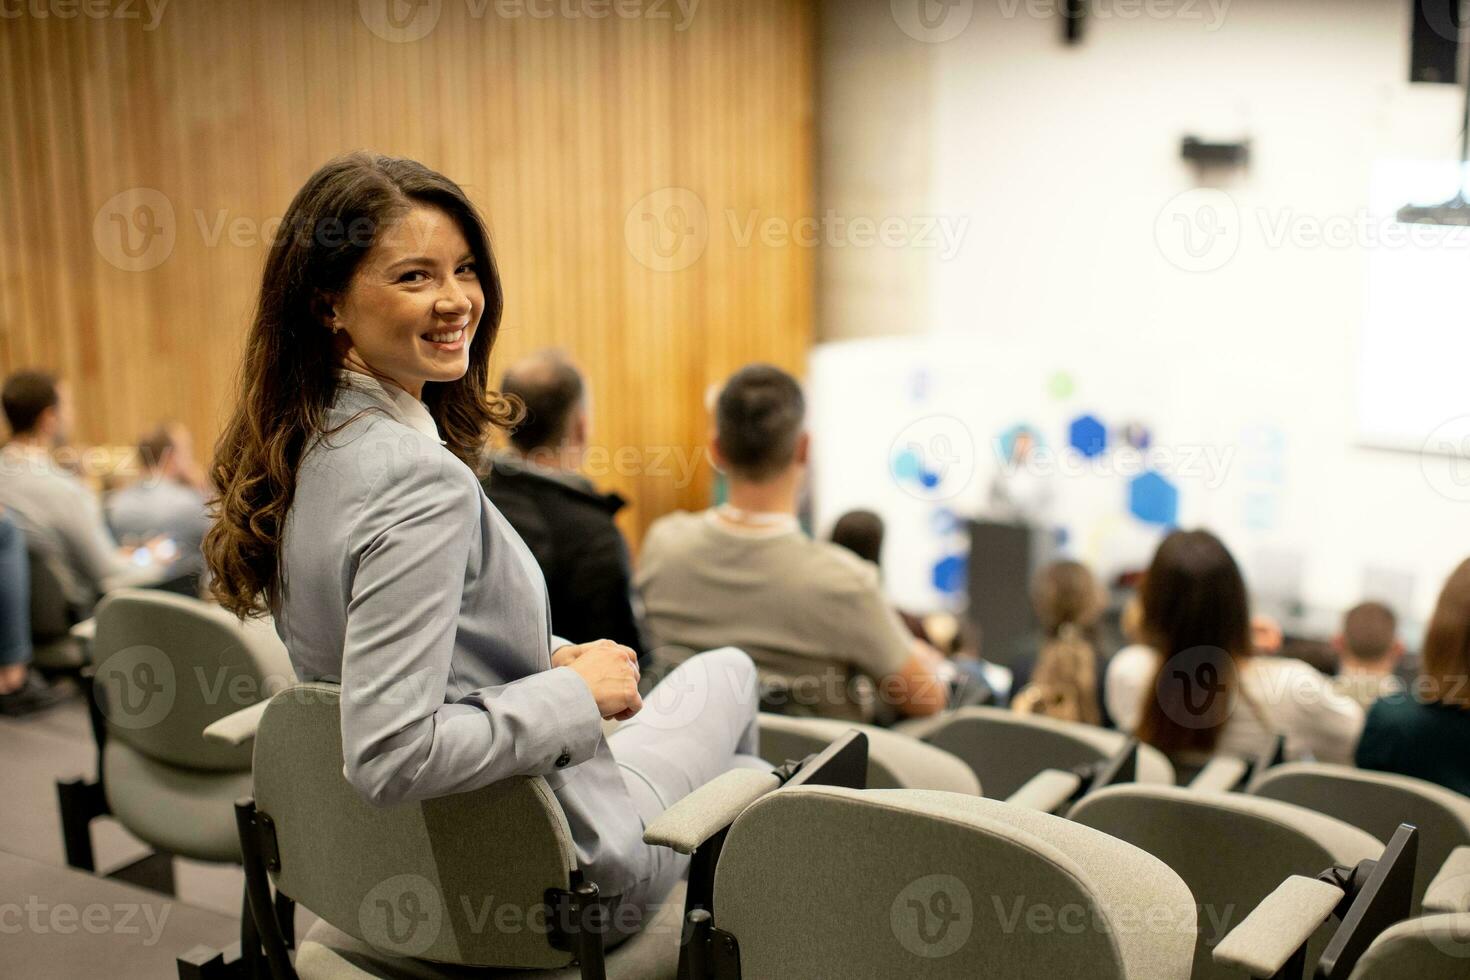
[203,153,765,944]
[637,364,951,724]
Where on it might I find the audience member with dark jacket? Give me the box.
[482,350,647,662]
[1356,556,1470,796]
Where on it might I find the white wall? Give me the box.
[817,0,1470,624]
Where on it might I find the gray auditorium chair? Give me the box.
[205,683,683,980]
[1213,824,1469,979]
[757,713,981,793]
[56,588,292,879]
[1069,785,1383,980]
[1250,762,1470,914]
[643,776,1198,978]
[899,705,1174,799]
[26,537,88,671]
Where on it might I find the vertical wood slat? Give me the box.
[0,0,813,545]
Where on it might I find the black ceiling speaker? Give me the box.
[1063,0,1086,45]
[1410,0,1461,84]
[1398,3,1470,225]
[1181,136,1250,168]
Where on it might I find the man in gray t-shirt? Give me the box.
[637,364,949,723]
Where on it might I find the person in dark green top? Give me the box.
[1356,557,1470,797]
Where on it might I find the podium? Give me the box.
[966,520,1054,667]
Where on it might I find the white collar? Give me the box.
[334,369,446,446]
[705,505,801,538]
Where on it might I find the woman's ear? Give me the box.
[310,290,342,332]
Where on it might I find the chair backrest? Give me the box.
[1348,913,1470,979]
[906,706,1175,799]
[1250,762,1470,915]
[712,785,1197,979]
[253,683,579,968]
[757,713,981,794]
[90,589,293,771]
[24,536,78,640]
[1070,785,1383,980]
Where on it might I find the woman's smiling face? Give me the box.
[329,204,483,398]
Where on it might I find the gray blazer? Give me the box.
[274,377,652,905]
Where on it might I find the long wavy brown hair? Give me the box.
[204,153,517,619]
[1422,557,1470,709]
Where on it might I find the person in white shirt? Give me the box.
[1105,529,1363,774]
[0,371,173,617]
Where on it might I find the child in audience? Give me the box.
[1010,560,1110,727]
[1356,558,1470,796]
[1106,529,1362,776]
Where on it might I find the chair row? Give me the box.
[197,686,1470,979]
[56,590,1470,978]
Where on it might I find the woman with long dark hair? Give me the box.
[1106,529,1362,773]
[1357,557,1470,794]
[205,153,763,939]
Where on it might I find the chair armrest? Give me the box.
[643,769,781,854]
[1424,845,1470,913]
[69,618,96,642]
[203,700,270,746]
[1005,769,1083,813]
[1189,756,1249,794]
[1212,876,1344,977]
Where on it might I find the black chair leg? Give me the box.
[56,776,107,871]
[274,891,296,950]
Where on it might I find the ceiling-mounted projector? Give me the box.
[1398,22,1470,226]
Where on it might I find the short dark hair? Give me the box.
[2,370,59,435]
[1343,601,1397,663]
[831,509,884,565]
[136,424,176,471]
[715,364,805,481]
[501,351,585,453]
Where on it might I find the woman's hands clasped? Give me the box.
[555,639,643,721]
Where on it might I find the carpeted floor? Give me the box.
[0,687,283,979]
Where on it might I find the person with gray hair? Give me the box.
[637,363,950,723]
[482,349,647,661]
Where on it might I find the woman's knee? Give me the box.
[698,646,758,714]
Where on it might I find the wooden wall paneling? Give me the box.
[0,0,814,545]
